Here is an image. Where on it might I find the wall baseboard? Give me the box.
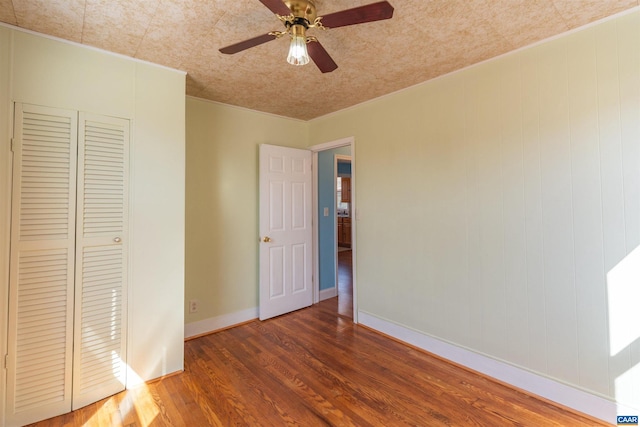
[319,287,337,301]
[357,310,635,424]
[185,307,258,339]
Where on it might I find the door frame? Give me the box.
[310,137,358,323]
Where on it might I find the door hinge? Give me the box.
[4,354,7,369]
[10,138,14,152]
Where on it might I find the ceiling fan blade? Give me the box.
[308,41,338,73]
[219,33,278,54]
[257,0,291,16]
[320,1,394,29]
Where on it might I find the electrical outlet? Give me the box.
[189,299,198,313]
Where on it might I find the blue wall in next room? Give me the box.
[318,146,351,291]
[337,160,351,176]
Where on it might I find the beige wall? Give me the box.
[185,97,308,323]
[0,27,186,419]
[309,11,640,409]
[129,62,186,384]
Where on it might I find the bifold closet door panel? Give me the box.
[72,113,129,410]
[6,104,78,426]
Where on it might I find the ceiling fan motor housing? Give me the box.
[284,0,317,25]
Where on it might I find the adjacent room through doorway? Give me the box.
[315,142,354,319]
[336,159,353,318]
[337,243,353,318]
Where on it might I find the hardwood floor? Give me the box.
[337,248,353,319]
[29,277,606,426]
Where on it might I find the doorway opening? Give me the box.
[311,137,356,322]
[335,159,353,319]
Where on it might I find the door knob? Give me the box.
[262,236,272,243]
[113,237,122,243]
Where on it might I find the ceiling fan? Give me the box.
[219,0,394,73]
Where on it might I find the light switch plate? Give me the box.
[323,207,329,217]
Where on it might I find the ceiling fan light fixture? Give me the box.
[287,24,309,66]
[219,0,394,73]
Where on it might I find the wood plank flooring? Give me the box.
[337,248,353,319]
[29,288,607,426]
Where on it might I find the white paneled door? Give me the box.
[259,144,313,320]
[6,104,129,426]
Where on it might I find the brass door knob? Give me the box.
[262,236,272,243]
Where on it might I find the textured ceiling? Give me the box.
[0,0,638,120]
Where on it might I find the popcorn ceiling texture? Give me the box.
[1,0,637,120]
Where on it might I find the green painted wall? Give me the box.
[308,11,640,409]
[185,98,309,321]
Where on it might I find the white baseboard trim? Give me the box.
[319,287,337,301]
[357,310,633,424]
[185,307,258,339]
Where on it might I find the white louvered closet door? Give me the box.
[6,105,130,426]
[6,104,78,426]
[72,113,129,409]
